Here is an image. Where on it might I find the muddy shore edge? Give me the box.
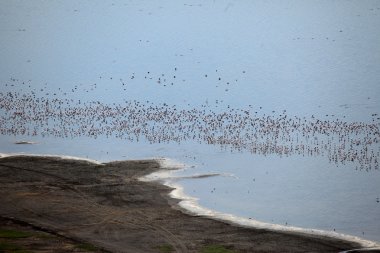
[0,155,375,252]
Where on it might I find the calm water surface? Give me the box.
[1,0,380,243]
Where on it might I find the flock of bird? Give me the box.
[5,65,246,94]
[0,80,379,171]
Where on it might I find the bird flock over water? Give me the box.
[0,79,379,171]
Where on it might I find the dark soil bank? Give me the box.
[0,156,363,252]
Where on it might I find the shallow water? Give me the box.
[1,0,380,243]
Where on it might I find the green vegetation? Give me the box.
[0,229,33,239]
[201,245,236,253]
[0,242,31,253]
[75,242,99,252]
[155,244,174,253]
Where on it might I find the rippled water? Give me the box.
[1,0,380,243]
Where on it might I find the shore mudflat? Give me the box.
[0,156,363,252]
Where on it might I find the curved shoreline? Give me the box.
[0,153,379,252]
[142,159,380,250]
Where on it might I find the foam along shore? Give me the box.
[0,153,378,252]
[143,159,380,250]
[0,152,104,165]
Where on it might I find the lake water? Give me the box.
[1,0,380,245]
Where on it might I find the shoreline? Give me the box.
[142,159,380,248]
[0,153,379,252]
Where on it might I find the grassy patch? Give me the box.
[75,242,99,252]
[0,229,33,239]
[0,242,31,252]
[201,245,235,253]
[155,244,174,253]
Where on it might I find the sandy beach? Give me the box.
[0,155,376,253]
